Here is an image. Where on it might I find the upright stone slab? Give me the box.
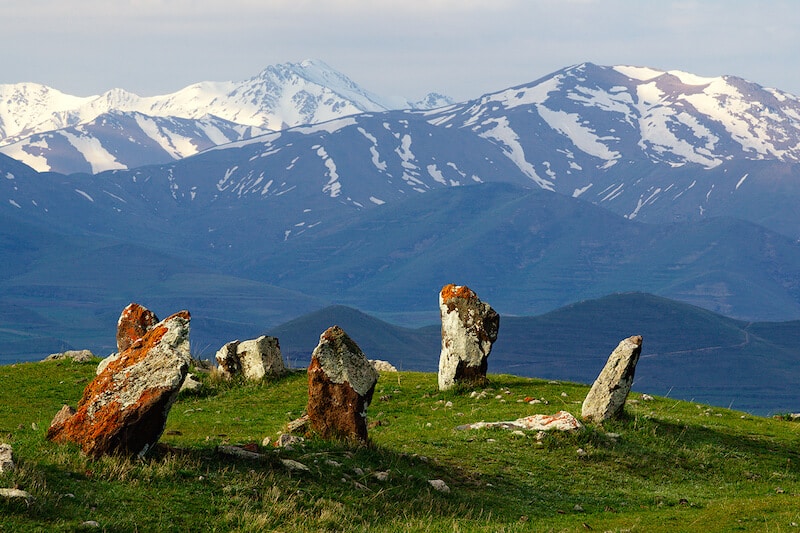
[438,284,500,390]
[306,326,379,442]
[215,335,285,380]
[46,310,192,458]
[117,303,159,353]
[581,335,643,422]
[0,443,13,473]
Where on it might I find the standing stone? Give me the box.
[438,284,500,390]
[581,335,643,422]
[46,311,192,458]
[215,336,285,380]
[0,443,14,473]
[116,303,160,353]
[306,326,379,443]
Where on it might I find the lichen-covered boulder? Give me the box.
[116,302,159,353]
[215,335,285,380]
[46,310,192,458]
[306,326,379,443]
[581,335,643,422]
[438,284,500,390]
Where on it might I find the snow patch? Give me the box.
[572,184,593,197]
[427,164,447,185]
[369,196,385,205]
[735,173,749,190]
[60,131,126,173]
[74,189,94,202]
[316,146,341,198]
[478,116,553,190]
[536,105,621,162]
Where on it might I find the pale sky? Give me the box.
[3,0,799,102]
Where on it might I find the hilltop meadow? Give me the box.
[2,359,800,532]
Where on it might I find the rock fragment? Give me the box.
[455,410,583,432]
[215,336,285,380]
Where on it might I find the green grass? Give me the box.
[2,360,800,531]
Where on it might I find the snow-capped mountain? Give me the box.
[423,62,800,222]
[0,111,269,174]
[0,59,453,174]
[6,61,800,416]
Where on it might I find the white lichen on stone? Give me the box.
[438,285,499,390]
[312,326,378,397]
[87,313,191,418]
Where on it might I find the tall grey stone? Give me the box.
[581,335,643,422]
[438,284,500,391]
[215,335,285,380]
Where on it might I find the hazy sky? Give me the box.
[3,0,799,102]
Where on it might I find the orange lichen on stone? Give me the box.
[440,284,476,301]
[47,309,191,457]
[116,303,160,353]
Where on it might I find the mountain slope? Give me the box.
[243,183,800,322]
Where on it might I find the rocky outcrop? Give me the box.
[46,310,192,458]
[43,350,95,363]
[215,335,285,380]
[306,326,379,443]
[438,284,500,390]
[581,335,643,422]
[116,302,159,353]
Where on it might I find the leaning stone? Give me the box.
[581,335,643,422]
[116,302,159,353]
[438,284,500,390]
[43,349,95,363]
[46,311,192,458]
[215,336,285,380]
[0,443,14,473]
[306,326,379,442]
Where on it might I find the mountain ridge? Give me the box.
[0,59,453,173]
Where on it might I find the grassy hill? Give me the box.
[2,359,800,531]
